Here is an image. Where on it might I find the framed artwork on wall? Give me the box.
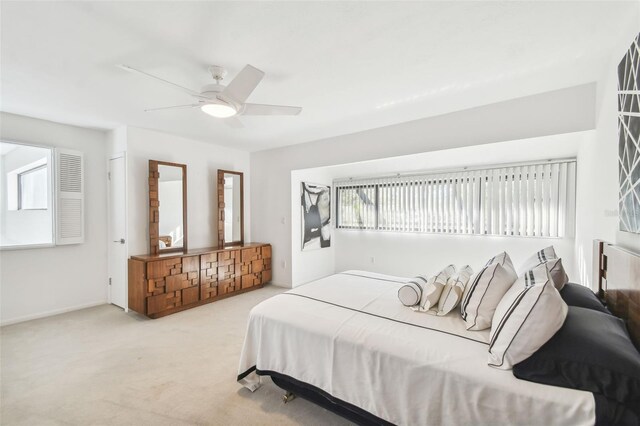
[301,182,331,251]
[618,32,640,233]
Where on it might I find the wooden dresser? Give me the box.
[128,243,271,318]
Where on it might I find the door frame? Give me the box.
[107,152,128,311]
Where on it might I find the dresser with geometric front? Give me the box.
[128,243,271,318]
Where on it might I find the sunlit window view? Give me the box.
[0,141,54,247]
[336,160,576,238]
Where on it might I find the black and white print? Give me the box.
[618,32,640,233]
[301,182,331,251]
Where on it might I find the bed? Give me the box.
[237,242,640,425]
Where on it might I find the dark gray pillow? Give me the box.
[513,306,640,405]
[560,283,611,314]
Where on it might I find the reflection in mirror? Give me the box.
[158,165,184,250]
[224,173,241,243]
[149,160,187,255]
[0,141,54,248]
[217,169,243,247]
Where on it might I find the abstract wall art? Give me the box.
[301,182,331,251]
[618,32,640,233]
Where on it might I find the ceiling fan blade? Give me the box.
[241,103,302,116]
[222,65,265,103]
[118,64,203,98]
[223,117,245,128]
[144,104,200,112]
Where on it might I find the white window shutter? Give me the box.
[55,148,84,245]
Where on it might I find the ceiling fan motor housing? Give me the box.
[200,83,225,98]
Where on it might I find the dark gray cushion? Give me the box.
[513,306,640,405]
[560,283,611,314]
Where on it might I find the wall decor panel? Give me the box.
[618,32,640,233]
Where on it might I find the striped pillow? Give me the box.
[520,246,557,271]
[519,246,569,290]
[414,265,456,312]
[488,264,568,369]
[436,265,473,316]
[398,275,428,307]
[460,262,517,331]
[544,258,569,290]
[486,251,516,273]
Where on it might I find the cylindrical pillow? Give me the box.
[398,276,428,307]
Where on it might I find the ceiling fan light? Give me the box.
[201,102,237,118]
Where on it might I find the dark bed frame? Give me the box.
[593,240,640,349]
[259,369,392,426]
[264,240,640,425]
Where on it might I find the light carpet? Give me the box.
[1,284,351,425]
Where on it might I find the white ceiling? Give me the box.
[1,1,638,152]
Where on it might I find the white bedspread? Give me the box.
[238,271,595,425]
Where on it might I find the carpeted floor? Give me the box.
[1,285,352,425]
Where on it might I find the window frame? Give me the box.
[17,163,48,211]
[334,159,576,238]
[335,184,378,230]
[0,140,56,250]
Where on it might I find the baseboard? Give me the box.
[268,281,292,289]
[1,300,108,326]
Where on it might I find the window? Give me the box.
[335,160,576,238]
[1,141,54,248]
[1,141,84,248]
[18,164,48,210]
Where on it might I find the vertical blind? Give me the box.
[335,159,576,238]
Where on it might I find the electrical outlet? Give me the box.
[281,217,286,225]
[370,256,375,264]
[281,260,287,269]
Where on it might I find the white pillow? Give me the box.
[460,262,517,331]
[544,258,569,290]
[398,275,428,307]
[436,265,473,316]
[519,246,568,290]
[486,251,516,274]
[415,265,456,312]
[519,246,557,271]
[488,264,568,370]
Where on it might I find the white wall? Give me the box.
[291,168,335,286]
[575,16,640,290]
[332,133,586,281]
[125,127,250,256]
[290,132,586,284]
[0,112,108,325]
[253,84,596,287]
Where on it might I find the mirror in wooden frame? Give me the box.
[217,169,244,247]
[149,160,188,254]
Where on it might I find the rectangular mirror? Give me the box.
[217,169,243,247]
[149,160,187,254]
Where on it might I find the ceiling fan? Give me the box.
[118,64,302,123]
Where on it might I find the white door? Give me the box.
[108,155,127,309]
